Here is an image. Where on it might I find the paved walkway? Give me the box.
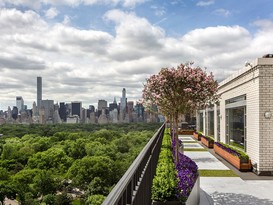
[179,135,273,205]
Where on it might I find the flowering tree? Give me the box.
[143,63,218,162]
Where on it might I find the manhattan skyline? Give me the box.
[1,0,273,109]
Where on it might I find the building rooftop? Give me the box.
[219,55,273,87]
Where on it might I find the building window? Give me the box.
[226,107,246,150]
[217,108,220,142]
[199,111,204,133]
[208,110,214,137]
[225,95,246,151]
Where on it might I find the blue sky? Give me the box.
[0,0,273,110]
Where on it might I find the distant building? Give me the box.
[37,76,42,109]
[41,100,54,121]
[98,109,108,124]
[59,102,67,122]
[16,96,24,112]
[53,110,62,124]
[98,100,107,117]
[12,106,18,120]
[120,88,127,111]
[71,101,82,119]
[135,103,144,122]
[89,105,95,112]
[127,101,134,122]
[109,98,118,112]
[98,100,107,111]
[110,108,118,123]
[67,115,79,124]
[120,88,127,121]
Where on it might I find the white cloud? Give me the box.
[196,0,214,7]
[1,7,273,110]
[213,9,231,17]
[62,15,71,25]
[151,5,166,16]
[45,7,59,19]
[122,0,148,8]
[104,9,165,61]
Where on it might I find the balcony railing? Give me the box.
[102,123,165,205]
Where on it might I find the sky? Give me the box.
[1,0,273,110]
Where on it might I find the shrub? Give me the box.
[152,129,198,202]
[152,130,178,202]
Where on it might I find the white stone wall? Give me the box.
[218,67,260,168]
[216,57,273,174]
[195,57,273,174]
[259,64,273,174]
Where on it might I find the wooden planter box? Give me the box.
[178,130,194,135]
[193,132,201,141]
[152,176,200,205]
[201,137,214,148]
[214,144,251,171]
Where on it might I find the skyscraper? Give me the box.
[41,100,54,121]
[109,97,118,112]
[71,101,82,119]
[16,96,24,112]
[98,100,107,111]
[120,88,127,111]
[37,76,42,109]
[59,102,67,122]
[97,100,108,117]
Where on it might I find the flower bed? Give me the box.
[214,142,251,171]
[200,135,214,148]
[152,130,200,205]
[193,132,202,141]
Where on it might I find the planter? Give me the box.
[201,137,214,148]
[214,143,251,171]
[152,176,200,205]
[178,130,194,135]
[193,132,201,141]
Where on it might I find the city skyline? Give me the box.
[1,1,273,109]
[0,84,135,112]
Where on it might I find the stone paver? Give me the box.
[185,151,229,170]
[183,143,203,149]
[178,134,273,205]
[200,178,273,205]
[179,135,196,142]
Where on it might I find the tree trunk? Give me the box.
[174,112,179,164]
[169,114,173,140]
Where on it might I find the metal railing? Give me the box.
[102,123,165,205]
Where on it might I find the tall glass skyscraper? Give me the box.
[37,76,42,109]
[120,88,127,111]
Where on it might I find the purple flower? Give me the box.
[171,138,198,202]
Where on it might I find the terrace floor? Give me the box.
[179,135,273,205]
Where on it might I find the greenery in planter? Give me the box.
[152,129,199,203]
[214,142,249,161]
[196,131,203,135]
[152,130,178,202]
[230,141,244,150]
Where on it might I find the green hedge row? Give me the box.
[151,129,178,202]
